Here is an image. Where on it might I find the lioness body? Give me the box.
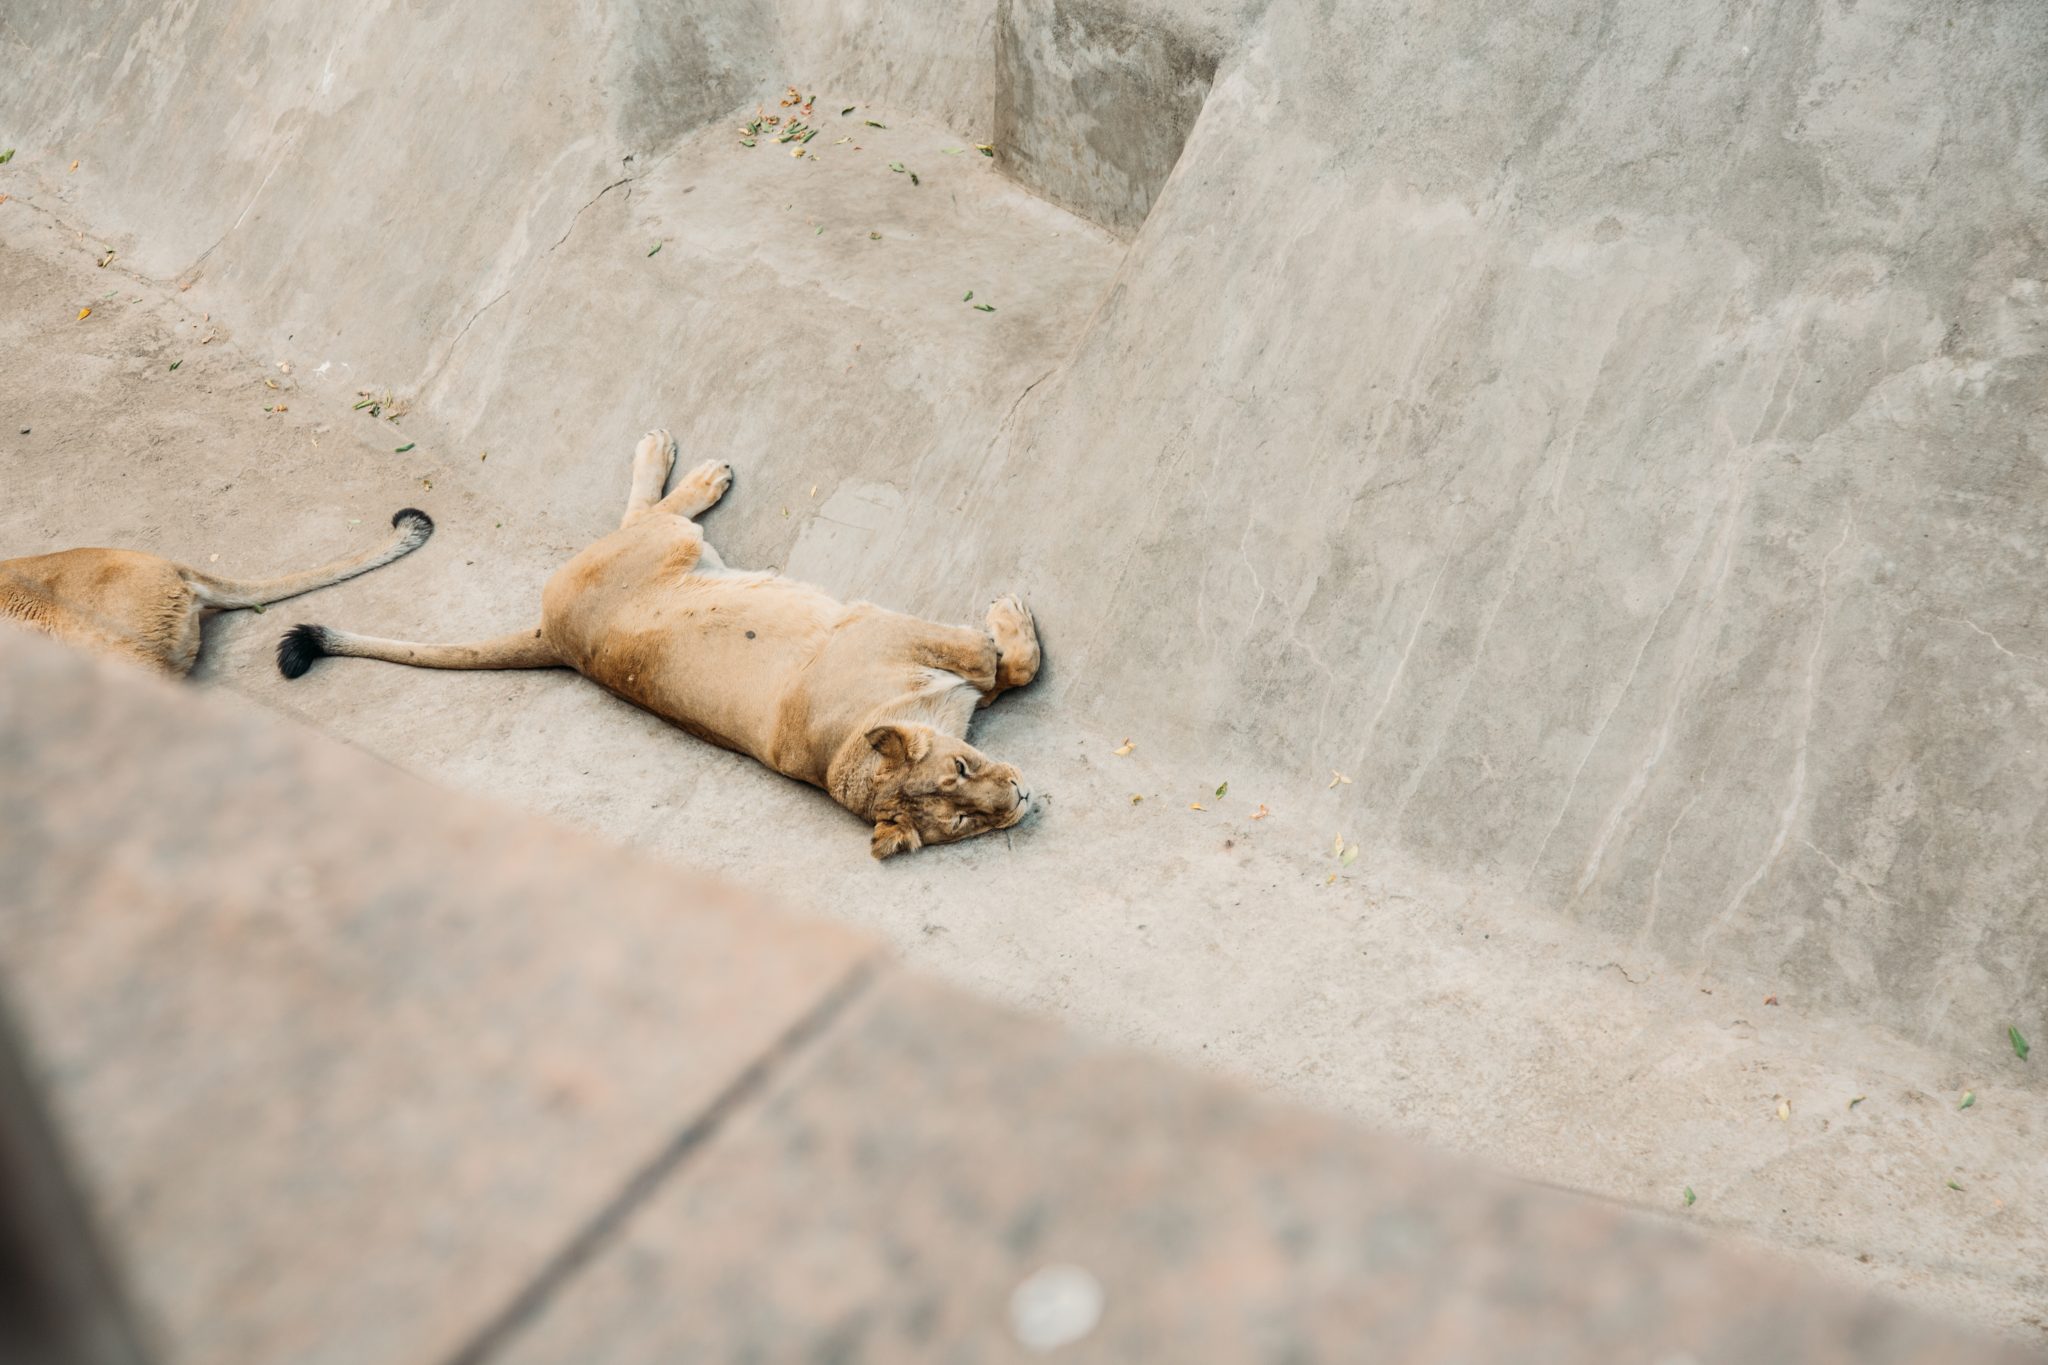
[0,512,434,675]
[283,430,1040,857]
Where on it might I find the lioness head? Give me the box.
[864,722,1033,858]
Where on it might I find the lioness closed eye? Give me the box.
[278,429,1041,857]
[1,509,433,676]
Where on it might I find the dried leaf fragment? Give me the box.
[1112,739,1134,756]
[69,158,79,172]
[1129,794,1143,804]
[1250,804,1270,820]
[1329,770,1352,788]
[1189,802,1205,811]
[1776,1099,1790,1121]
[865,120,886,128]
[1341,844,1359,866]
[1848,1095,1865,1110]
[976,144,995,156]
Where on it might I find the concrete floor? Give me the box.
[3,181,2044,1339]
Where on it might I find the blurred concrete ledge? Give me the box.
[0,625,2032,1365]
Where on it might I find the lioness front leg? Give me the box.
[979,594,1040,706]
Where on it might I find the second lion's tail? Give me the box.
[277,623,558,678]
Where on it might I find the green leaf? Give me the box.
[1682,1186,1696,1207]
[1215,781,1228,797]
[868,231,881,240]
[976,143,995,157]
[841,106,855,115]
[168,360,181,371]
[2012,1025,2030,1061]
[815,226,823,235]
[647,242,662,257]
[353,398,374,410]
[1847,1095,1865,1110]
[1947,1179,1963,1191]
[865,119,886,128]
[0,148,12,164]
[250,602,265,614]
[1959,1090,1976,1110]
[802,128,817,143]
[395,442,415,453]
[740,137,755,147]
[963,290,973,301]
[941,147,965,155]
[909,171,919,186]
[1340,844,1359,866]
[888,161,905,173]
[972,303,995,312]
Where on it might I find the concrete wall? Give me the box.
[3,0,2043,1063]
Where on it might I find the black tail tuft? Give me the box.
[276,624,330,679]
[391,507,434,541]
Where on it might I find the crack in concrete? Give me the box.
[439,954,885,1365]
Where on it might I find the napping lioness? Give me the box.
[1,510,433,675]
[278,430,1040,857]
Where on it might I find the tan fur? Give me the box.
[285,430,1042,857]
[0,511,434,675]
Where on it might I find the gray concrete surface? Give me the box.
[3,630,2036,1365]
[2,0,2045,1340]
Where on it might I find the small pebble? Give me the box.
[1009,1264,1104,1352]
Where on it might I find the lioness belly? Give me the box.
[548,558,841,767]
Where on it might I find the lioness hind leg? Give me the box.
[653,459,734,520]
[983,594,1040,702]
[621,429,678,528]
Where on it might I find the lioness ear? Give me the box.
[865,724,930,769]
[871,815,921,860]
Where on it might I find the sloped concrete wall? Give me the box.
[3,0,2042,1065]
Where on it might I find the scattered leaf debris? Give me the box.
[1947,1180,1964,1191]
[1189,802,1205,811]
[1959,1090,1976,1110]
[69,158,79,172]
[1331,834,1344,857]
[647,242,662,257]
[1682,1187,1696,1207]
[889,161,905,173]
[168,360,181,371]
[973,303,995,312]
[976,143,995,157]
[866,120,886,128]
[1113,739,1134,757]
[1130,794,1143,804]
[76,307,90,320]
[97,249,115,268]
[1250,804,1270,820]
[964,290,974,302]
[1848,1095,1865,1110]
[395,442,415,453]
[0,149,13,164]
[1763,995,1778,1006]
[2013,1025,2030,1061]
[868,231,881,240]
[841,106,855,116]
[1341,844,1359,866]
[1329,770,1353,788]
[1215,781,1229,798]
[1776,1099,1791,1121]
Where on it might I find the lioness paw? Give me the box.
[635,429,678,480]
[986,593,1041,690]
[680,459,733,502]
